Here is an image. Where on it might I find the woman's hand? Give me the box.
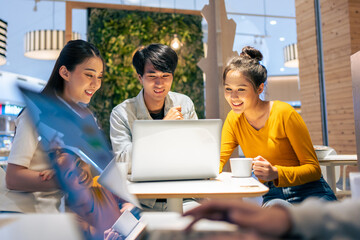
[252,156,278,181]
[120,202,134,213]
[163,106,183,120]
[39,169,55,181]
[104,228,124,240]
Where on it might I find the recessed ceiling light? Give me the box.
[280,68,285,72]
[270,20,277,25]
[279,37,285,41]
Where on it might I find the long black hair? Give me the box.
[42,39,104,95]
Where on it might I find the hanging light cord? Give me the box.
[263,0,267,37]
[52,0,55,30]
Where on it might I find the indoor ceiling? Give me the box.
[0,0,297,81]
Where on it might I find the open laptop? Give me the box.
[130,119,222,182]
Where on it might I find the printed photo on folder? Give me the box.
[19,86,143,239]
[18,85,140,208]
[19,86,112,173]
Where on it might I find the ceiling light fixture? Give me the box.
[283,43,298,68]
[24,0,80,60]
[170,0,182,51]
[24,1,80,60]
[0,19,8,66]
[33,0,40,11]
[170,34,182,50]
[24,30,80,60]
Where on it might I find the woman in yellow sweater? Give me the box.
[220,46,336,205]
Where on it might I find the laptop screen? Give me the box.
[131,119,222,182]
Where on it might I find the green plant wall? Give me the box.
[87,8,205,138]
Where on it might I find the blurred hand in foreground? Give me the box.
[183,199,291,238]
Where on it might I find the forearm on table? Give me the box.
[6,163,58,191]
[275,164,321,187]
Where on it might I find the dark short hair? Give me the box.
[223,46,267,91]
[42,39,104,95]
[132,43,178,76]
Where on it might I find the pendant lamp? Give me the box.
[284,43,298,68]
[24,30,80,60]
[0,19,8,66]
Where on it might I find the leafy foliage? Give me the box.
[87,9,205,138]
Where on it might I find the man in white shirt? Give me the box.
[110,43,198,210]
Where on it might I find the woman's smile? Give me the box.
[232,102,243,107]
[85,89,95,96]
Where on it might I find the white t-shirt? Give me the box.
[2,110,63,213]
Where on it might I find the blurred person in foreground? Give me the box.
[184,197,360,240]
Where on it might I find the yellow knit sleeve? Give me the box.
[219,112,239,172]
[275,111,321,187]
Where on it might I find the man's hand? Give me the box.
[163,106,183,120]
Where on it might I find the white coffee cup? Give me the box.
[230,158,253,177]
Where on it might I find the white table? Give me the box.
[318,154,358,194]
[128,172,268,213]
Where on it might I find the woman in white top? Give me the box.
[4,40,104,213]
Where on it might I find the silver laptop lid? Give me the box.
[130,119,222,182]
